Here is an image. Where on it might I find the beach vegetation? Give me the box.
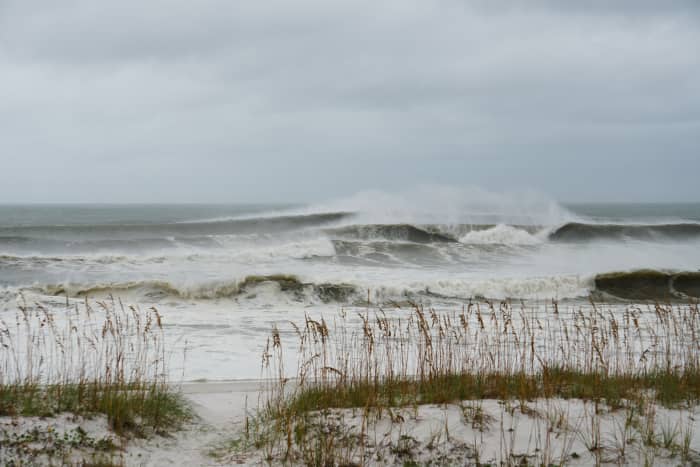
[0,297,190,462]
[246,300,700,465]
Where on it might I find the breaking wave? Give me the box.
[17,267,700,303]
[327,224,457,243]
[458,224,543,245]
[32,275,359,303]
[550,222,700,242]
[593,270,700,301]
[3,192,700,308]
[0,212,353,241]
[26,273,590,302]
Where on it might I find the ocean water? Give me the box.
[2,190,699,380]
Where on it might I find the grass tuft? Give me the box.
[0,296,190,446]
[249,300,700,464]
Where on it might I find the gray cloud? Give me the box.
[0,0,698,203]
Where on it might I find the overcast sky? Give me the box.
[1,1,698,203]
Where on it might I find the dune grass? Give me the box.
[286,369,700,415]
[0,298,190,437]
[249,300,700,465]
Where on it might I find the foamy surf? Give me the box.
[2,193,700,304]
[19,268,700,304]
[458,224,544,245]
[2,195,700,384]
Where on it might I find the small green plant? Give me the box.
[680,415,694,462]
[658,418,680,450]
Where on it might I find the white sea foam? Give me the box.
[425,274,592,300]
[207,235,336,262]
[458,224,543,245]
[302,185,577,226]
[187,185,574,228]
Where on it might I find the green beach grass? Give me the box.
[0,297,191,463]
[246,300,700,465]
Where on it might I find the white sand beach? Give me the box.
[5,379,698,466]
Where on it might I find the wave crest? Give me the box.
[33,275,360,303]
[550,222,700,242]
[593,270,700,300]
[458,224,542,245]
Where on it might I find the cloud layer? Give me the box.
[1,0,698,202]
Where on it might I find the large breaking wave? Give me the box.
[2,189,700,305]
[20,269,700,303]
[550,222,700,242]
[5,210,699,255]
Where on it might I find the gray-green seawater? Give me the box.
[1,198,699,302]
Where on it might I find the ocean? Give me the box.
[2,191,699,380]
